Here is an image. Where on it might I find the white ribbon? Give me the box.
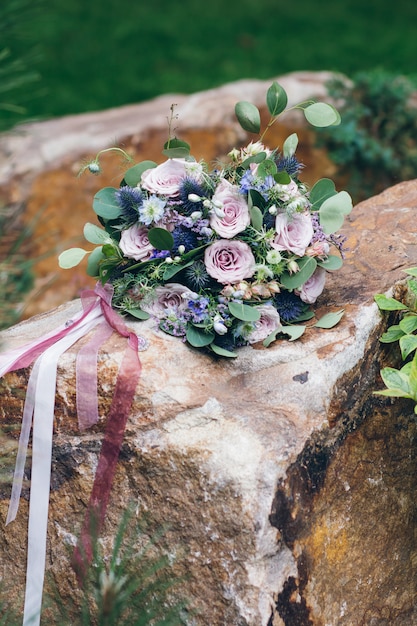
[1,305,104,626]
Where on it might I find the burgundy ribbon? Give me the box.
[72,283,142,582]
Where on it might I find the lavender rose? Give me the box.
[246,304,282,344]
[141,283,192,318]
[296,267,326,304]
[141,159,188,197]
[119,224,154,261]
[204,239,256,284]
[271,212,314,256]
[209,179,250,238]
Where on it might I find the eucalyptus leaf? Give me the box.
[147,227,174,251]
[163,138,191,158]
[280,257,317,290]
[235,101,261,134]
[374,294,408,311]
[309,178,337,211]
[317,255,343,271]
[304,102,341,127]
[241,152,267,169]
[124,161,157,187]
[314,309,344,329]
[93,187,121,220]
[210,343,238,358]
[399,334,417,360]
[274,171,291,185]
[248,188,266,210]
[266,81,288,117]
[257,158,277,179]
[283,133,298,157]
[86,246,105,276]
[186,325,215,347]
[83,222,112,245]
[228,301,261,322]
[319,191,353,234]
[280,325,306,341]
[126,308,151,320]
[58,247,89,269]
[263,328,281,347]
[249,205,263,231]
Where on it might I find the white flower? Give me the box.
[139,195,167,225]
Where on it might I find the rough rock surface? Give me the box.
[0,71,337,318]
[1,179,417,625]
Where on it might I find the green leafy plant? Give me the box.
[374,268,417,412]
[316,70,417,202]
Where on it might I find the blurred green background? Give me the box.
[2,0,417,130]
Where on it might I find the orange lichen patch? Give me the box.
[303,516,349,568]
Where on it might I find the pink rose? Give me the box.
[141,159,188,197]
[271,212,314,256]
[296,267,326,304]
[204,239,256,284]
[209,179,250,238]
[246,305,282,344]
[141,283,191,318]
[119,225,154,261]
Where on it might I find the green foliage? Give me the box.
[0,0,43,131]
[317,70,417,202]
[375,269,417,413]
[45,508,187,625]
[0,205,34,330]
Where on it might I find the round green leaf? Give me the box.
[123,161,157,187]
[266,82,288,117]
[257,159,277,179]
[147,227,174,250]
[58,247,89,269]
[86,246,104,276]
[379,325,405,343]
[304,102,341,127]
[83,222,112,245]
[309,178,337,210]
[163,139,191,158]
[235,101,261,134]
[93,187,121,219]
[317,255,343,271]
[186,325,215,347]
[319,191,352,235]
[228,301,261,322]
[280,325,306,341]
[126,308,150,320]
[249,205,263,231]
[283,133,298,158]
[314,309,345,329]
[210,343,238,358]
[280,257,317,290]
[399,334,417,360]
[399,315,417,334]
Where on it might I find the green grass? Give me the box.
[5,0,417,127]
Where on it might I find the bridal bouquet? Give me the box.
[60,82,352,357]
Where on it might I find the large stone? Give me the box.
[1,180,417,624]
[0,72,337,319]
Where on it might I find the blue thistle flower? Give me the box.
[172,225,199,253]
[276,155,304,177]
[115,186,144,224]
[178,177,210,215]
[184,260,212,291]
[274,291,306,323]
